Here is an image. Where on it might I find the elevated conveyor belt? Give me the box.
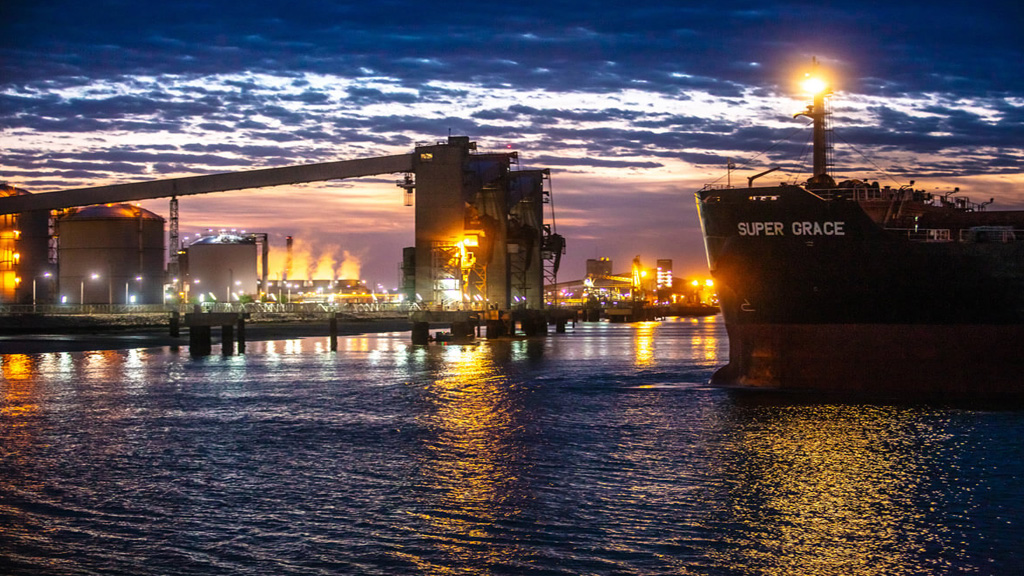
[0,153,415,215]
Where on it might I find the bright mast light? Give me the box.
[801,75,828,96]
[797,55,832,97]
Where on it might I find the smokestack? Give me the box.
[284,235,293,281]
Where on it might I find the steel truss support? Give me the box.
[431,241,462,307]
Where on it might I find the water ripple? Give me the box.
[2,318,1022,574]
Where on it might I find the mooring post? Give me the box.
[190,325,212,357]
[451,320,468,339]
[222,323,234,356]
[486,308,507,338]
[329,312,338,351]
[236,315,246,354]
[411,321,430,345]
[170,310,180,337]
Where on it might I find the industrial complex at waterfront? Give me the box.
[1,139,715,321]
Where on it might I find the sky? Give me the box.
[2,0,1022,285]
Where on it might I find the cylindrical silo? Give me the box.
[185,234,258,303]
[57,204,165,304]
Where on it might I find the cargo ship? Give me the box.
[695,66,1024,401]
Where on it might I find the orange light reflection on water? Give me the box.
[688,317,722,363]
[1,354,39,419]
[237,333,408,357]
[708,404,957,576]
[633,321,657,367]
[403,343,527,574]
[1,354,45,491]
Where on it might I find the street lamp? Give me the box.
[33,271,52,309]
[81,273,100,305]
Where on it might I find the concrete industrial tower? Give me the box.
[411,137,561,310]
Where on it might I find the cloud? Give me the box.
[532,156,663,170]
[2,0,1023,282]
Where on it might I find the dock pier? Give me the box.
[183,309,250,356]
[410,308,577,344]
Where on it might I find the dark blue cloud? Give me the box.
[3,1,1021,97]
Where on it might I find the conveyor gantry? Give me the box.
[0,154,415,215]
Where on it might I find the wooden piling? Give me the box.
[450,321,470,339]
[189,325,211,357]
[411,321,430,345]
[222,323,234,355]
[329,313,338,351]
[237,316,246,354]
[184,311,249,357]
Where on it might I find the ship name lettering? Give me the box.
[737,221,785,236]
[792,221,845,236]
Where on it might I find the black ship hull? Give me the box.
[697,184,1024,401]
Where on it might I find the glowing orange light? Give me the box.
[801,75,828,95]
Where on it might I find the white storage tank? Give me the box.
[185,234,258,302]
[57,204,165,304]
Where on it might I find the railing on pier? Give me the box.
[0,303,175,315]
[0,301,420,318]
[193,301,416,319]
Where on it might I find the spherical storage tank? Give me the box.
[185,234,258,302]
[57,204,165,304]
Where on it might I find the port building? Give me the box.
[0,186,51,304]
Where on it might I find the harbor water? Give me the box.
[2,316,1022,575]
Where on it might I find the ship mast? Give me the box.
[795,57,834,185]
[810,88,829,178]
